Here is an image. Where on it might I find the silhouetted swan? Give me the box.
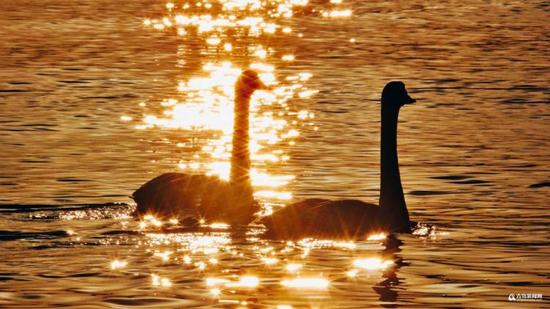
[133,70,265,225]
[261,81,416,238]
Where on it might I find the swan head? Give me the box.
[382,81,416,108]
[236,69,266,97]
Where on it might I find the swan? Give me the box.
[260,81,416,238]
[132,70,265,225]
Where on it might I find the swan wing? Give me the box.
[133,173,220,219]
[262,199,380,239]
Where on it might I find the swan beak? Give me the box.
[259,81,267,89]
[258,80,272,91]
[406,96,416,104]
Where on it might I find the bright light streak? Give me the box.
[281,277,329,289]
[110,260,127,270]
[353,258,393,270]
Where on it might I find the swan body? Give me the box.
[133,173,258,225]
[261,199,381,239]
[261,81,416,238]
[133,70,265,225]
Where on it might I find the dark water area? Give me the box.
[0,0,549,307]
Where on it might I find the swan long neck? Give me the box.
[230,86,253,199]
[379,104,410,231]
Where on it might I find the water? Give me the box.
[0,0,549,307]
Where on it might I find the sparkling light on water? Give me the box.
[3,0,547,307]
[367,232,387,241]
[226,275,260,288]
[137,0,352,209]
[138,61,313,202]
[353,257,394,271]
[281,277,329,289]
[151,274,172,287]
[130,1,356,305]
[285,263,303,272]
[110,260,128,270]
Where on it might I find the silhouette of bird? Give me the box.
[132,70,265,225]
[261,81,416,238]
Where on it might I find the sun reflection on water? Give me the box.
[135,0,352,211]
[367,232,387,241]
[137,61,314,203]
[126,225,395,304]
[131,219,396,305]
[126,1,366,306]
[226,275,260,288]
[153,250,173,262]
[281,277,329,289]
[146,0,352,40]
[353,257,394,271]
[285,263,302,272]
[110,260,128,270]
[151,274,173,287]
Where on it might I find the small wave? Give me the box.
[431,175,470,181]
[104,297,201,307]
[56,177,91,183]
[528,181,550,189]
[450,179,491,185]
[0,202,134,221]
[408,190,455,196]
[101,230,141,236]
[58,80,90,84]
[411,222,438,237]
[0,230,69,241]
[7,81,32,85]
[0,89,30,93]
[499,98,548,105]
[0,182,17,186]
[0,202,130,214]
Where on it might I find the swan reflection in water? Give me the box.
[373,235,404,303]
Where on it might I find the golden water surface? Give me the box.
[0,0,549,307]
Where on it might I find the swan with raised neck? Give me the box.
[260,81,416,238]
[230,69,263,201]
[379,81,415,231]
[132,70,264,225]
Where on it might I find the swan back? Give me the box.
[133,173,259,225]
